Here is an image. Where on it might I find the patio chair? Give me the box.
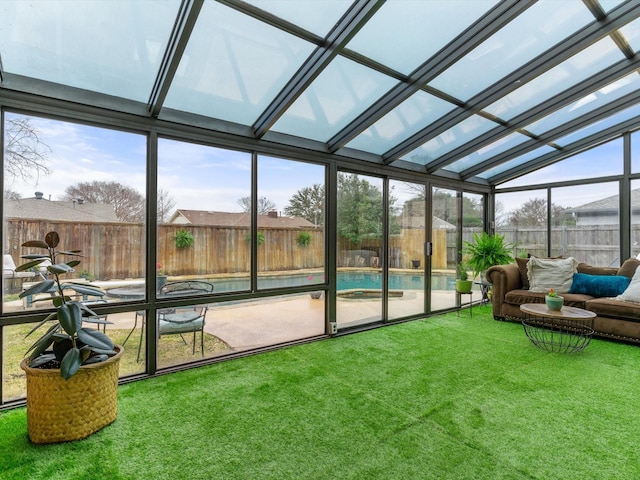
[3,254,35,292]
[135,281,213,362]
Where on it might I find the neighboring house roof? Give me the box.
[568,188,640,215]
[5,196,119,223]
[168,209,316,228]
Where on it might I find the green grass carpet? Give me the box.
[2,305,640,479]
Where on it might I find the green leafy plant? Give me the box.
[547,288,558,297]
[245,231,265,246]
[296,231,312,247]
[17,232,115,380]
[174,229,194,249]
[462,232,514,279]
[457,262,469,281]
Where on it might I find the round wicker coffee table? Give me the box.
[520,303,596,353]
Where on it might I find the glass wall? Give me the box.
[388,179,425,320]
[336,171,383,329]
[495,189,548,258]
[551,183,620,266]
[431,186,458,311]
[157,138,252,293]
[257,156,325,290]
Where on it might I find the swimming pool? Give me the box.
[212,271,455,292]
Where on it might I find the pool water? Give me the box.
[213,272,455,292]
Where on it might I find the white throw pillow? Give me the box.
[616,267,640,303]
[527,256,578,293]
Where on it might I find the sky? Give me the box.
[6,113,325,215]
[6,112,629,218]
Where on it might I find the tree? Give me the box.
[4,189,22,200]
[237,196,277,215]
[157,188,176,223]
[4,116,52,183]
[337,173,399,244]
[506,198,574,227]
[284,184,325,225]
[63,181,144,222]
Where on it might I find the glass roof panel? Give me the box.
[0,0,180,102]
[477,145,556,179]
[243,0,351,37]
[400,115,497,166]
[345,91,456,155]
[443,132,531,173]
[484,37,624,120]
[430,0,591,101]
[526,72,640,135]
[270,56,397,142]
[163,1,315,126]
[554,103,640,147]
[619,17,640,53]
[601,0,630,13]
[499,139,623,188]
[346,0,497,75]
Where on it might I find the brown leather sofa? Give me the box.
[486,259,640,344]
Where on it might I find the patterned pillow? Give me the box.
[527,256,578,294]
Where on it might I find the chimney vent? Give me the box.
[77,198,85,205]
[34,192,44,199]
[268,211,278,218]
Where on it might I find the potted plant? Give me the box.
[455,262,473,294]
[545,288,564,311]
[156,262,168,291]
[462,232,515,281]
[16,231,122,444]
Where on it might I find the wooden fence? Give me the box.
[8,220,627,281]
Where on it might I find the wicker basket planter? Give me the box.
[20,345,123,444]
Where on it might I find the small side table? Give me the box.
[474,281,491,306]
[457,291,473,317]
[520,303,595,353]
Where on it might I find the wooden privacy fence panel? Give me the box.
[4,220,145,280]
[5,220,324,280]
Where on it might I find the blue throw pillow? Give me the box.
[569,272,630,297]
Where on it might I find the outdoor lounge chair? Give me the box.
[3,254,35,292]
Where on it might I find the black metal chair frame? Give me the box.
[130,281,213,362]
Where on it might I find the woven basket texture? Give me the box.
[21,345,123,444]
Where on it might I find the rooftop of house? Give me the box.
[569,188,640,214]
[169,209,316,228]
[5,193,119,223]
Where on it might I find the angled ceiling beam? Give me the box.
[488,114,640,185]
[460,89,640,179]
[427,56,640,171]
[148,0,203,118]
[382,1,640,163]
[326,0,534,152]
[251,0,385,139]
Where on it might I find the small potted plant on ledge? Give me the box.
[16,231,122,444]
[455,262,473,294]
[545,288,564,311]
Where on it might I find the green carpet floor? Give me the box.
[1,305,639,479]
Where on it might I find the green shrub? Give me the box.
[296,231,312,247]
[174,229,194,249]
[245,231,265,246]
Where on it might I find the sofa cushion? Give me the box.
[577,263,618,276]
[515,257,531,289]
[505,289,591,309]
[615,267,640,303]
[527,256,578,293]
[617,258,640,279]
[586,298,640,322]
[569,272,630,297]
